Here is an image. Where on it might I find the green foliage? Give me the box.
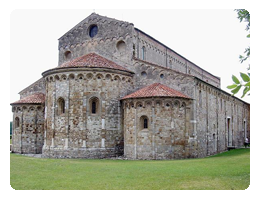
[228,9,250,98]
[227,72,250,98]
[235,9,250,31]
[10,149,250,190]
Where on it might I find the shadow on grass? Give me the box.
[208,148,250,158]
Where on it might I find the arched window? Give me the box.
[140,116,149,130]
[141,46,146,60]
[199,90,202,107]
[15,117,20,128]
[57,98,65,115]
[89,97,99,114]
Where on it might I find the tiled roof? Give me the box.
[59,53,133,73]
[121,83,191,100]
[11,93,45,105]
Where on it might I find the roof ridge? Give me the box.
[11,93,45,105]
[58,53,133,73]
[59,13,133,40]
[121,82,190,100]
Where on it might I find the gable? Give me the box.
[58,13,134,50]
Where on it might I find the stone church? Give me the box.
[11,13,250,159]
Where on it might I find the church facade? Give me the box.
[11,13,250,159]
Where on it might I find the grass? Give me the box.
[10,148,250,190]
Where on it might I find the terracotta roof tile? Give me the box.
[59,53,133,73]
[121,83,190,100]
[11,93,45,105]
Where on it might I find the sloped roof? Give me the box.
[58,53,133,73]
[11,93,45,105]
[121,83,191,100]
[59,12,133,40]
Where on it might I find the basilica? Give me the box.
[11,13,250,159]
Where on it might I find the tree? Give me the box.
[227,9,250,98]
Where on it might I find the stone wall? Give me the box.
[11,104,44,154]
[19,78,45,99]
[134,29,220,88]
[42,68,134,158]
[123,97,193,160]
[58,13,134,69]
[195,79,250,158]
[132,58,195,99]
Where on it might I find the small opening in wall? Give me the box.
[140,116,149,130]
[144,118,148,129]
[15,117,20,128]
[141,46,146,60]
[141,71,147,77]
[116,40,126,52]
[90,97,99,114]
[92,101,96,114]
[57,98,65,115]
[160,74,164,79]
[64,51,72,59]
[89,25,98,38]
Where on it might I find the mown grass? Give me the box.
[10,148,250,190]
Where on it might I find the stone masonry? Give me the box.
[11,13,250,159]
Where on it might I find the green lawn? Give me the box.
[10,148,250,190]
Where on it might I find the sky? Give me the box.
[10,9,250,114]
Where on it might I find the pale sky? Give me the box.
[10,9,250,120]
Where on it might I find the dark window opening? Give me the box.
[144,118,148,129]
[64,51,72,59]
[57,98,65,115]
[92,101,96,114]
[89,25,98,38]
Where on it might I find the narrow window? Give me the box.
[169,60,172,68]
[15,117,20,128]
[140,116,148,130]
[92,101,96,114]
[90,97,99,114]
[144,118,148,129]
[57,98,65,115]
[227,118,231,146]
[141,46,146,60]
[199,90,202,107]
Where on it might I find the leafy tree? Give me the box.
[227,9,250,98]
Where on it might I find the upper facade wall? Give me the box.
[133,59,195,99]
[19,78,45,99]
[134,29,220,88]
[58,13,135,68]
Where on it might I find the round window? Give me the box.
[160,74,164,78]
[89,25,98,38]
